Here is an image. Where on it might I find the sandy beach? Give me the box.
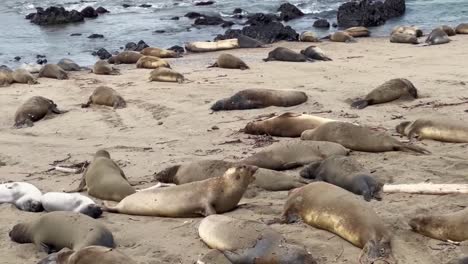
[1,36,468,264]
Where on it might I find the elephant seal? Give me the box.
[14,96,63,128]
[141,47,179,58]
[57,58,85,71]
[456,23,468,34]
[38,64,68,80]
[282,182,396,264]
[244,112,335,137]
[12,69,38,84]
[301,121,430,154]
[211,89,307,111]
[9,211,114,253]
[396,117,468,143]
[300,46,332,61]
[41,192,102,218]
[351,78,418,109]
[390,33,419,44]
[237,35,267,48]
[81,86,126,109]
[154,159,306,191]
[0,68,13,86]
[37,246,137,264]
[102,165,257,217]
[67,150,135,202]
[92,60,120,75]
[136,56,171,69]
[108,51,143,64]
[391,25,423,37]
[425,28,450,45]
[299,31,321,42]
[439,25,456,36]
[185,39,239,52]
[241,140,349,170]
[149,67,184,83]
[199,215,317,264]
[0,182,43,212]
[345,26,370,37]
[299,155,383,201]
[330,31,356,43]
[409,207,468,242]
[263,47,309,62]
[208,54,249,70]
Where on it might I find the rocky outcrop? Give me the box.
[215,21,298,44]
[194,16,225,26]
[124,40,149,51]
[92,48,112,60]
[80,6,98,18]
[96,7,109,14]
[278,3,304,21]
[337,0,406,28]
[184,12,202,19]
[27,6,84,25]
[313,19,330,28]
[168,45,185,54]
[88,34,104,39]
[195,1,215,6]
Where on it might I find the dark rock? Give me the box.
[139,4,152,8]
[168,45,185,54]
[171,16,180,20]
[332,22,338,27]
[29,6,84,25]
[80,6,98,18]
[96,7,109,14]
[185,12,202,19]
[154,30,166,33]
[25,13,35,19]
[136,40,149,51]
[122,4,131,8]
[277,3,304,21]
[70,33,82,36]
[233,8,243,14]
[36,58,47,64]
[88,34,104,38]
[36,54,46,58]
[92,48,112,59]
[246,13,279,26]
[313,19,330,28]
[14,56,21,61]
[195,1,215,6]
[222,21,235,28]
[194,16,225,26]
[337,0,406,28]
[125,42,137,51]
[216,21,298,44]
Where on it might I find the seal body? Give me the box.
[244,112,335,137]
[396,118,468,143]
[58,59,83,71]
[140,47,179,58]
[108,51,143,64]
[390,33,419,44]
[93,60,120,75]
[9,211,114,253]
[263,47,309,62]
[425,28,450,45]
[345,27,370,37]
[299,32,321,42]
[82,86,126,109]
[185,39,239,52]
[299,155,383,201]
[136,56,170,69]
[456,23,468,34]
[199,215,317,264]
[300,46,332,61]
[391,26,423,37]
[37,246,137,264]
[208,54,249,70]
[38,64,68,80]
[12,69,38,84]
[211,89,307,111]
[0,68,13,86]
[439,25,456,36]
[103,165,257,217]
[241,140,349,170]
[409,208,468,242]
[0,182,43,212]
[41,192,102,218]
[14,96,62,128]
[301,122,430,154]
[149,68,184,83]
[330,31,356,43]
[282,182,395,264]
[237,35,266,48]
[351,78,418,109]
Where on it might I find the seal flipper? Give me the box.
[207,62,218,68]
[39,242,55,254]
[299,162,321,179]
[351,99,369,109]
[397,144,431,155]
[81,97,92,108]
[202,203,216,216]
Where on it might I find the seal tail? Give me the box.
[101,201,119,213]
[399,144,431,155]
[351,99,369,109]
[81,97,92,108]
[207,63,218,68]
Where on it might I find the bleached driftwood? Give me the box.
[383,183,468,195]
[55,166,79,173]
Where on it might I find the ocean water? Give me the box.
[0,0,467,67]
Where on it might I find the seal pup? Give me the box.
[329,31,356,43]
[439,25,456,36]
[263,47,309,62]
[108,51,143,64]
[208,54,249,70]
[425,28,450,45]
[0,182,43,212]
[81,86,126,109]
[299,31,321,42]
[149,67,184,83]
[299,155,383,201]
[211,89,307,111]
[409,207,468,242]
[37,246,137,264]
[351,78,418,109]
[12,68,38,84]
[136,56,171,69]
[301,121,430,154]
[14,96,63,128]
[185,39,239,52]
[345,26,370,37]
[9,211,114,253]
[396,117,468,143]
[237,35,267,48]
[456,23,468,34]
[199,215,317,264]
[41,192,102,218]
[141,47,179,58]
[390,33,419,44]
[103,165,257,217]
[0,68,14,86]
[38,64,68,80]
[391,25,423,37]
[300,46,332,61]
[241,140,349,170]
[57,58,86,71]
[92,60,120,75]
[67,150,135,202]
[244,112,335,137]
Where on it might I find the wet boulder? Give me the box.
[80,6,98,18]
[278,3,304,21]
[29,6,84,25]
[337,0,406,28]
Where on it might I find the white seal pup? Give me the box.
[41,192,102,218]
[0,182,43,212]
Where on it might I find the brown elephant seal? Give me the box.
[439,25,456,36]
[68,150,135,202]
[391,25,423,37]
[330,31,356,43]
[300,46,332,61]
[199,215,317,264]
[456,23,468,34]
[57,58,86,71]
[12,68,38,84]
[282,182,396,264]
[237,35,267,48]
[425,28,450,45]
[103,165,257,217]
[244,112,335,137]
[185,39,239,52]
[0,68,14,86]
[390,33,419,44]
[299,31,321,42]
[148,67,184,83]
[9,211,114,253]
[38,64,68,80]
[301,121,430,154]
[92,60,120,75]
[108,51,143,64]
[38,246,136,264]
[211,89,307,111]
[396,117,468,143]
[140,47,180,58]
[14,96,63,128]
[81,86,126,109]
[299,155,383,201]
[136,56,171,69]
[208,54,249,70]
[241,140,349,170]
[345,26,370,37]
[263,47,309,62]
[409,207,468,242]
[351,78,418,109]
[154,159,306,191]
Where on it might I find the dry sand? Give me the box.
[1,35,468,264]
